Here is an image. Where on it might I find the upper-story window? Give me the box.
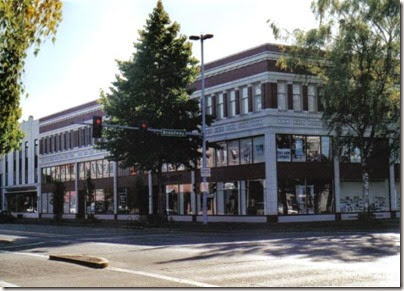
[253,84,262,112]
[228,140,240,165]
[216,142,228,167]
[206,96,212,115]
[240,138,252,164]
[308,84,317,112]
[216,93,224,120]
[241,87,249,114]
[306,136,321,162]
[277,134,332,162]
[293,84,302,111]
[229,90,236,117]
[278,82,287,110]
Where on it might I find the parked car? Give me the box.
[0,210,15,223]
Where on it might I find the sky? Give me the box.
[20,0,317,121]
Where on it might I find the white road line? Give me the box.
[0,280,19,287]
[108,266,218,287]
[1,250,48,259]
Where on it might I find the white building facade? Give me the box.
[0,116,39,218]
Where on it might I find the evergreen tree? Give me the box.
[269,0,400,212]
[100,0,210,218]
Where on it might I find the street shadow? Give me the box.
[155,232,400,264]
[0,222,400,265]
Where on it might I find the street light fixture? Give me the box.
[189,33,213,225]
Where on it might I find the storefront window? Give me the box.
[246,180,265,215]
[179,184,192,215]
[105,189,114,214]
[306,136,321,162]
[118,188,128,213]
[63,192,70,214]
[41,193,48,213]
[340,181,390,212]
[224,182,239,215]
[277,135,291,162]
[253,136,265,163]
[240,138,252,164]
[70,191,77,214]
[198,183,217,215]
[228,140,240,166]
[292,135,306,162]
[166,185,179,215]
[278,179,334,215]
[48,193,53,213]
[95,189,105,214]
[216,142,227,167]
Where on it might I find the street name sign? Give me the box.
[200,167,211,178]
[160,129,187,137]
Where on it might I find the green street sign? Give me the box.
[160,128,187,137]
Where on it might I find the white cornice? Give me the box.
[40,104,102,127]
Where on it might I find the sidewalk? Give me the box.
[8,216,400,234]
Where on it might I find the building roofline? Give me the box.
[39,99,101,123]
[204,43,286,71]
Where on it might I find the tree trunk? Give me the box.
[361,161,370,212]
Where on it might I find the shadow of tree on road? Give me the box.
[156,233,400,264]
[0,223,400,266]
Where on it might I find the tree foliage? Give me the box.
[100,0,210,217]
[0,0,62,154]
[269,0,400,211]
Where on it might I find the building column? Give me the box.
[191,170,196,215]
[21,142,26,185]
[113,161,118,218]
[148,171,153,215]
[179,192,184,215]
[37,165,42,216]
[240,180,246,215]
[217,182,224,214]
[75,162,79,217]
[333,156,341,213]
[1,158,5,210]
[264,132,278,216]
[389,161,397,211]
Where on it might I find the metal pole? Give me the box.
[200,35,208,225]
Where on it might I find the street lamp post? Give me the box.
[190,33,213,225]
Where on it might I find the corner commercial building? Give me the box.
[0,43,400,223]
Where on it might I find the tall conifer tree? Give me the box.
[100,1,208,218]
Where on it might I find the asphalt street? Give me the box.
[0,222,400,287]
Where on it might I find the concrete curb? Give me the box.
[49,254,109,268]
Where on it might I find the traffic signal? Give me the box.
[139,120,148,140]
[92,116,103,138]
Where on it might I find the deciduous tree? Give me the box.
[0,0,62,154]
[269,0,400,212]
